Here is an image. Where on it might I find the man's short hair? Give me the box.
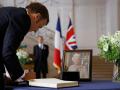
[26,2,49,25]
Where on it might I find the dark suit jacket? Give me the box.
[0,7,31,80]
[34,44,49,73]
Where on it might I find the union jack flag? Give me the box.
[64,18,77,50]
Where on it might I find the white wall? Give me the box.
[105,0,119,35]
[73,0,119,55]
[74,0,106,55]
[119,0,120,30]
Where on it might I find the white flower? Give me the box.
[97,31,120,61]
[16,49,28,59]
[110,36,116,44]
[103,42,108,52]
[16,49,32,65]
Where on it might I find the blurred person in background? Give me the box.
[34,36,49,79]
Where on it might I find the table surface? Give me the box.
[6,80,120,90]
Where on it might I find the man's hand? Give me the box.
[15,69,29,86]
[15,69,29,82]
[5,69,29,86]
[5,69,29,82]
[24,69,29,74]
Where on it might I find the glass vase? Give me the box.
[113,64,120,82]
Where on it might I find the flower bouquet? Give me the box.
[16,49,33,66]
[97,31,120,81]
[97,31,120,63]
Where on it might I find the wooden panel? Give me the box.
[92,56,114,80]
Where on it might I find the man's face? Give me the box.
[36,19,47,29]
[32,19,47,32]
[29,13,48,32]
[37,36,43,43]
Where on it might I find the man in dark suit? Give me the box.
[34,36,49,78]
[0,2,49,89]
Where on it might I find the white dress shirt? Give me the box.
[38,43,43,49]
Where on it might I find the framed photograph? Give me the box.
[62,49,92,81]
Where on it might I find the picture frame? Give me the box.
[62,49,92,81]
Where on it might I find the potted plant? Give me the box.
[97,31,120,81]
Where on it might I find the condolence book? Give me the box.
[28,78,79,88]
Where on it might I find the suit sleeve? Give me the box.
[2,20,24,81]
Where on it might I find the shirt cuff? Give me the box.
[5,67,11,79]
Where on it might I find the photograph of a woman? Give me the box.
[63,50,92,80]
[68,53,89,78]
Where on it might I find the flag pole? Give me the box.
[60,36,65,80]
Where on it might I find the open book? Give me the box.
[28,78,79,88]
